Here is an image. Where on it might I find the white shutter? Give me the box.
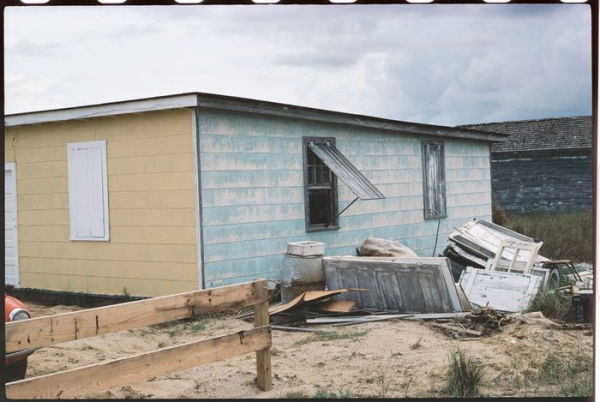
[67,140,109,241]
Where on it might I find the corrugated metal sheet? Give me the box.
[308,142,385,200]
[323,257,463,313]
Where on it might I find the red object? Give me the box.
[5,294,33,379]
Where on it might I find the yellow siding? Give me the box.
[5,109,199,296]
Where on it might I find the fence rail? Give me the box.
[5,279,272,399]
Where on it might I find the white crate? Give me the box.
[287,241,325,257]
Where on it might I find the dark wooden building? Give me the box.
[461,116,592,214]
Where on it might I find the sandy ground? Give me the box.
[21,302,593,399]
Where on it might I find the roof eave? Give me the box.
[5,92,505,142]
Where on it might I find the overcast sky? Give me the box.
[5,4,592,126]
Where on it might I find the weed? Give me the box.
[530,289,571,321]
[410,337,423,350]
[375,364,390,398]
[400,378,412,397]
[507,211,592,263]
[295,330,368,346]
[286,391,308,398]
[313,389,351,398]
[167,328,178,337]
[537,348,593,397]
[492,198,510,227]
[189,320,208,332]
[121,287,130,298]
[444,348,484,397]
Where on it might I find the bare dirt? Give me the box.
[23,302,593,399]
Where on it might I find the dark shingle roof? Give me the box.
[459,116,592,153]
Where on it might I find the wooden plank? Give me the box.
[401,312,471,320]
[6,280,268,353]
[429,323,482,337]
[6,326,271,399]
[318,300,356,313]
[271,325,333,334]
[254,301,272,391]
[332,314,415,327]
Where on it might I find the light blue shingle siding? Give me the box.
[199,109,492,287]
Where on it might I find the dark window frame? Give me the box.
[421,140,447,220]
[302,136,340,232]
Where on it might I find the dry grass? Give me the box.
[537,347,593,397]
[529,289,572,321]
[506,211,593,263]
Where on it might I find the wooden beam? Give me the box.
[6,280,268,353]
[6,326,271,399]
[429,323,482,337]
[254,301,272,391]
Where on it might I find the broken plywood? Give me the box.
[323,256,463,313]
[459,266,543,312]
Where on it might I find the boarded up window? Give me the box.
[422,141,446,220]
[67,140,110,241]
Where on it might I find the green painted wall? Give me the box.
[198,109,491,287]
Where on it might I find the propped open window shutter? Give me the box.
[67,140,109,241]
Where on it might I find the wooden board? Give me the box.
[318,300,356,313]
[268,289,348,316]
[6,326,271,399]
[323,257,463,313]
[6,280,268,353]
[254,301,272,391]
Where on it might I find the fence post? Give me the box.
[254,300,272,391]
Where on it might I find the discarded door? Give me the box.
[458,266,543,312]
[323,256,463,313]
[446,219,548,271]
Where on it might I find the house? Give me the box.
[460,116,593,214]
[4,93,505,297]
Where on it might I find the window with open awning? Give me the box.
[303,137,385,232]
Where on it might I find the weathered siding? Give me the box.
[198,109,492,287]
[5,109,199,296]
[491,151,592,213]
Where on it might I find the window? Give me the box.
[303,137,385,232]
[67,140,110,241]
[303,137,339,231]
[422,141,447,220]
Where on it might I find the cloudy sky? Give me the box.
[5,3,592,126]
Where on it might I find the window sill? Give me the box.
[306,225,340,233]
[424,214,447,221]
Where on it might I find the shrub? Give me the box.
[529,289,571,321]
[492,198,510,227]
[313,389,351,398]
[444,348,484,397]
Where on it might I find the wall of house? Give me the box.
[198,109,492,287]
[491,151,593,214]
[5,109,199,296]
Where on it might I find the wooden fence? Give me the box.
[5,279,272,399]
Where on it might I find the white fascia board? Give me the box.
[5,94,198,127]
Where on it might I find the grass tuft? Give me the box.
[313,389,351,398]
[444,348,484,397]
[529,289,571,321]
[538,348,592,396]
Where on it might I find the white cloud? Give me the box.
[4,4,592,125]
